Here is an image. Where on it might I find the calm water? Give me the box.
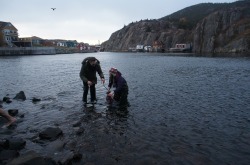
[1,52,250,164]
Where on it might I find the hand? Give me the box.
[87,81,93,86]
[107,92,113,97]
[101,78,105,84]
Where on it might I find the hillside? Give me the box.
[101,0,250,54]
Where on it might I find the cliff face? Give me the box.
[193,7,250,53]
[101,1,250,54]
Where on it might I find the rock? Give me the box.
[8,109,19,116]
[19,114,25,118]
[32,97,41,103]
[8,137,26,150]
[57,151,74,165]
[73,152,82,161]
[39,127,63,141]
[3,96,12,104]
[0,139,9,150]
[45,140,65,153]
[13,91,26,101]
[0,150,19,161]
[72,121,81,127]
[76,127,85,135]
[6,150,56,165]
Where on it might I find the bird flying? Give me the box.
[51,8,56,11]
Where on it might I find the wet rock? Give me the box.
[19,114,25,118]
[3,96,12,104]
[8,137,26,150]
[6,150,56,165]
[73,152,82,161]
[39,127,63,141]
[7,109,19,116]
[0,139,9,150]
[72,121,81,127]
[57,151,74,165]
[65,140,77,151]
[13,91,26,101]
[45,140,65,153]
[0,150,19,162]
[76,127,85,135]
[32,97,41,103]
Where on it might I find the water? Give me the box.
[0,52,250,164]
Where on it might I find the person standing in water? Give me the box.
[80,57,105,104]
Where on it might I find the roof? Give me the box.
[0,21,17,31]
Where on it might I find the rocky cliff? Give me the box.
[101,0,250,54]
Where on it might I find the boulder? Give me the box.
[3,96,12,104]
[0,150,19,162]
[13,91,26,101]
[6,150,56,165]
[8,138,26,150]
[39,127,63,141]
[8,109,19,116]
[32,97,41,103]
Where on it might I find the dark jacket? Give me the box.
[79,57,104,84]
[108,71,128,94]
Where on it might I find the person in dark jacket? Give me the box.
[80,57,105,104]
[107,67,129,107]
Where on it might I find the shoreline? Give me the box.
[0,47,98,56]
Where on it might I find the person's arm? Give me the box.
[79,64,88,83]
[96,64,105,84]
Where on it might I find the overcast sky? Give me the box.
[1,0,235,45]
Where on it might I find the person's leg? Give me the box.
[0,108,16,127]
[83,82,89,103]
[90,84,96,102]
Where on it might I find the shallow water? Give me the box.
[1,52,250,164]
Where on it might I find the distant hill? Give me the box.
[101,0,250,55]
[160,3,227,30]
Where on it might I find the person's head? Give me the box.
[88,57,97,66]
[109,67,117,76]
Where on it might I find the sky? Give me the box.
[1,0,236,45]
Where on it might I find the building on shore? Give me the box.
[0,21,19,47]
[0,21,99,55]
[169,43,192,52]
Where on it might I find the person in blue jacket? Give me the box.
[107,67,129,108]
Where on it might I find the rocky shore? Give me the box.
[0,91,129,165]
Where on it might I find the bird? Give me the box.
[51,8,56,11]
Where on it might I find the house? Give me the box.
[169,43,192,52]
[0,21,19,47]
[56,40,67,47]
[17,36,44,47]
[136,45,144,52]
[152,41,165,52]
[144,46,152,52]
[66,40,78,47]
